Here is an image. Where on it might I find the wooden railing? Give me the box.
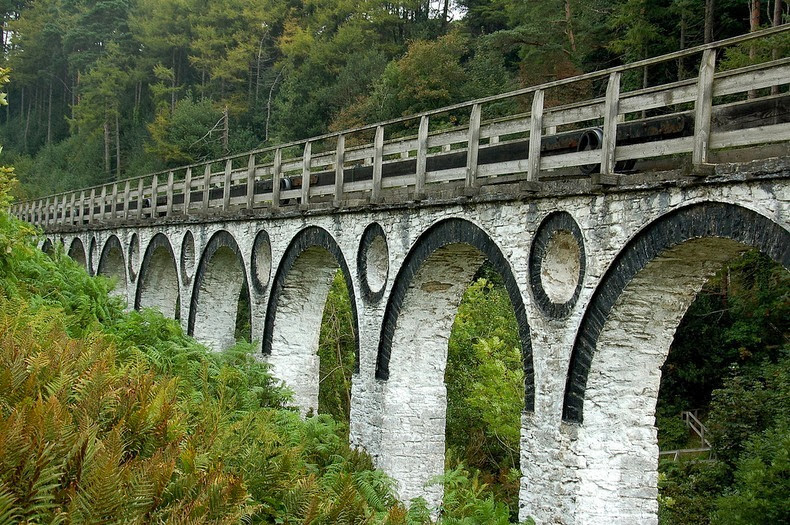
[11,26,790,228]
[682,410,712,448]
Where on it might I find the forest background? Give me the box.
[0,0,786,199]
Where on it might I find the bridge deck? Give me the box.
[12,26,790,229]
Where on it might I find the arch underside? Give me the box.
[135,235,180,320]
[263,227,359,415]
[563,202,790,524]
[189,231,250,351]
[97,236,127,299]
[374,218,532,508]
[68,238,87,270]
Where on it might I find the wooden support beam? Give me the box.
[70,192,76,225]
[246,155,256,210]
[272,148,282,210]
[527,90,544,181]
[202,164,211,210]
[123,181,130,220]
[693,49,716,167]
[136,180,143,219]
[184,167,192,213]
[88,189,95,224]
[301,141,312,207]
[600,72,621,175]
[111,183,118,219]
[415,115,429,199]
[100,186,107,220]
[166,171,174,216]
[151,174,158,218]
[223,160,232,211]
[372,126,384,202]
[333,135,345,207]
[466,103,481,190]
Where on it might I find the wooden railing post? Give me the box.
[136,179,144,219]
[600,72,621,175]
[79,191,86,224]
[202,164,211,210]
[123,181,131,219]
[222,160,232,211]
[60,195,68,226]
[272,148,282,210]
[466,103,482,189]
[111,183,118,219]
[246,155,256,210]
[372,126,384,203]
[69,193,76,225]
[166,171,174,216]
[415,115,429,200]
[334,134,345,207]
[693,49,716,167]
[184,167,192,213]
[301,141,312,207]
[527,90,544,182]
[88,189,96,224]
[151,174,159,218]
[99,186,107,220]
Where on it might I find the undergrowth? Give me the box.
[0,168,529,523]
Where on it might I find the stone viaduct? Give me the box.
[14,28,790,524]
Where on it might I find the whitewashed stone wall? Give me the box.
[50,158,790,524]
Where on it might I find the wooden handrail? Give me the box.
[11,26,790,226]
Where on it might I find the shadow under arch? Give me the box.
[68,237,87,270]
[372,217,533,507]
[134,233,180,320]
[262,226,360,413]
[375,217,534,408]
[560,201,789,523]
[188,230,252,350]
[97,234,127,298]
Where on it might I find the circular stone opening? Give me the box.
[540,230,581,304]
[366,234,389,294]
[128,233,140,281]
[252,230,272,292]
[181,231,195,284]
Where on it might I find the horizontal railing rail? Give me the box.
[11,25,790,228]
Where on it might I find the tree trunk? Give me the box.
[222,105,229,154]
[772,0,783,95]
[565,0,577,53]
[115,112,121,179]
[704,0,715,43]
[23,96,31,152]
[104,117,111,174]
[749,0,761,99]
[678,13,686,80]
[47,80,52,145]
[266,68,283,142]
[442,0,450,27]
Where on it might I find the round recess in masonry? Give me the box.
[529,211,586,319]
[181,230,196,285]
[251,229,272,293]
[358,222,389,302]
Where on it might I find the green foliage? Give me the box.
[657,251,790,525]
[712,425,790,525]
[317,270,356,424]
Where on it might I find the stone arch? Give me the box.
[67,237,87,270]
[188,230,251,350]
[135,233,180,319]
[97,235,127,299]
[562,202,789,524]
[41,238,54,255]
[374,217,533,507]
[262,226,359,414]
